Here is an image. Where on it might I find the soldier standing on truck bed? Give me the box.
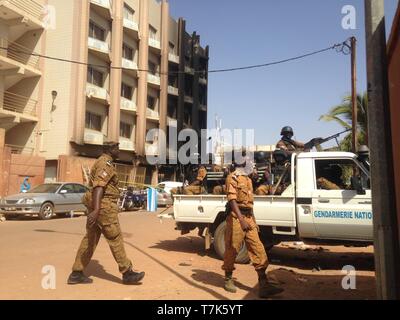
[183,164,208,195]
[67,141,145,286]
[222,155,284,298]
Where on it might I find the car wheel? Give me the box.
[38,202,54,220]
[213,220,250,264]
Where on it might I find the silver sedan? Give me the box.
[0,183,88,220]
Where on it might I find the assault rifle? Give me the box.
[304,129,352,150]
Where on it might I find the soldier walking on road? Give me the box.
[67,141,145,285]
[222,155,284,298]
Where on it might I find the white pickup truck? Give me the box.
[171,152,373,263]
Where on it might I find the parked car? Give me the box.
[0,183,88,220]
[157,189,173,207]
[156,181,183,194]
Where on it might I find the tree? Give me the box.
[319,92,368,151]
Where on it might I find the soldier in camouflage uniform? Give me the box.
[67,141,145,285]
[222,156,284,298]
[183,165,207,195]
[276,126,305,152]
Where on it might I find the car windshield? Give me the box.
[30,184,62,194]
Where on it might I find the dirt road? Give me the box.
[0,209,376,300]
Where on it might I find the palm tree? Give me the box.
[319,92,368,151]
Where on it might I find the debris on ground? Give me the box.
[296,277,308,283]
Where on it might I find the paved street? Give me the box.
[0,209,376,300]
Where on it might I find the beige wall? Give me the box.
[148,0,161,39]
[168,16,179,53]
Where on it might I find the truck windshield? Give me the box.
[30,184,62,194]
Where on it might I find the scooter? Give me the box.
[119,188,146,211]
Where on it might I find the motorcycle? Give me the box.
[119,187,146,211]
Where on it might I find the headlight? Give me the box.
[19,198,36,205]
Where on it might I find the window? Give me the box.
[89,20,105,41]
[149,25,157,40]
[59,184,75,194]
[169,42,175,55]
[74,184,88,194]
[148,61,157,75]
[85,112,102,131]
[121,83,133,99]
[122,43,134,60]
[87,67,104,87]
[120,122,132,138]
[314,159,370,191]
[123,4,135,20]
[147,96,156,110]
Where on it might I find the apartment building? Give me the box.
[0,0,209,191]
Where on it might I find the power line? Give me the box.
[0,39,350,76]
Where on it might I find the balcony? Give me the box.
[88,37,110,61]
[167,86,179,96]
[200,104,207,112]
[122,58,138,77]
[84,129,104,145]
[149,38,161,51]
[199,77,208,85]
[184,95,193,104]
[123,19,139,38]
[90,0,112,19]
[0,38,41,75]
[119,138,135,152]
[146,108,159,121]
[145,143,159,156]
[147,74,161,87]
[120,97,137,113]
[0,0,44,28]
[168,53,180,64]
[184,66,194,75]
[5,144,35,155]
[86,83,110,104]
[1,91,38,118]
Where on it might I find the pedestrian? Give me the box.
[67,141,145,285]
[222,155,284,298]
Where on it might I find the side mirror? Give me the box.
[351,177,366,195]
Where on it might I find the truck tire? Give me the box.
[38,202,54,220]
[213,221,250,264]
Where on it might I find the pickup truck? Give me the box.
[170,151,372,263]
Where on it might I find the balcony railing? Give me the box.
[199,77,208,85]
[120,97,137,112]
[168,86,179,96]
[90,0,112,9]
[84,129,104,145]
[184,95,193,104]
[5,144,35,155]
[86,83,110,102]
[4,0,44,21]
[122,58,138,71]
[2,91,38,117]
[88,37,110,54]
[119,139,135,151]
[167,117,177,127]
[123,18,139,32]
[168,53,179,64]
[0,38,40,69]
[147,74,161,86]
[146,108,159,120]
[185,66,194,74]
[149,38,161,50]
[145,143,159,156]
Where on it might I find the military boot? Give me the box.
[122,269,145,285]
[224,272,237,293]
[67,271,93,285]
[257,270,284,298]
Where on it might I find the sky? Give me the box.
[168,0,399,147]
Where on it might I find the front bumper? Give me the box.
[0,204,41,215]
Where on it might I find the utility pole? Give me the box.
[351,37,358,153]
[365,0,400,300]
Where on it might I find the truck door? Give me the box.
[311,158,372,241]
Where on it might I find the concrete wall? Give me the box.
[148,0,161,40]
[168,16,179,53]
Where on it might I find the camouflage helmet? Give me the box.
[281,126,294,136]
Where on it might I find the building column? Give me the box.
[71,0,90,145]
[109,0,124,142]
[136,0,150,156]
[177,18,186,137]
[159,1,169,135]
[192,33,200,135]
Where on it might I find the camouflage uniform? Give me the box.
[213,185,226,195]
[255,184,272,196]
[222,168,268,273]
[72,154,132,274]
[276,139,305,152]
[183,166,207,195]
